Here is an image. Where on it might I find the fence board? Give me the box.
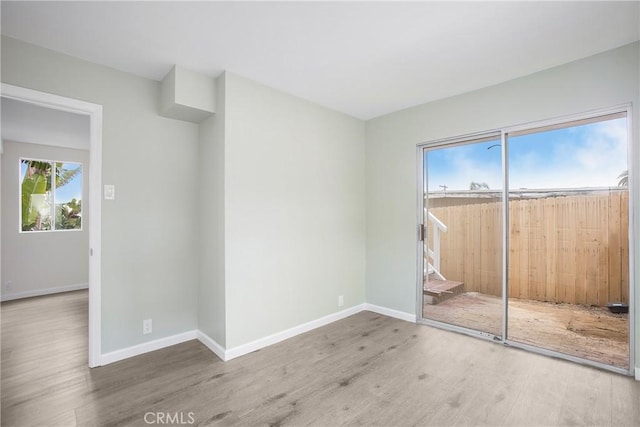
[621,194,630,303]
[508,199,519,298]
[544,197,558,302]
[597,196,609,307]
[574,196,587,305]
[520,201,531,300]
[429,191,629,306]
[608,192,622,304]
[531,199,545,301]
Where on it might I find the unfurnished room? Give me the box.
[1,1,639,426]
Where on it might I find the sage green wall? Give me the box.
[365,42,640,369]
[3,34,637,372]
[198,73,226,345]
[1,36,200,353]
[224,72,366,348]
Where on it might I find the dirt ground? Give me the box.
[423,292,629,369]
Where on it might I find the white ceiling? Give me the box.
[1,98,90,150]
[2,1,639,120]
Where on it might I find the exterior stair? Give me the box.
[424,277,464,305]
[423,210,458,304]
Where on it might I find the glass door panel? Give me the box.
[506,115,630,369]
[423,138,503,338]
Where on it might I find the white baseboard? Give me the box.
[98,302,416,366]
[224,303,366,361]
[196,330,226,361]
[364,303,416,323]
[635,367,640,381]
[0,283,88,302]
[100,330,197,366]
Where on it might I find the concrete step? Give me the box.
[424,279,464,305]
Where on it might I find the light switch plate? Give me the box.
[104,184,115,200]
[143,319,152,335]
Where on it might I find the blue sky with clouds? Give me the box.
[426,117,628,192]
[55,163,82,203]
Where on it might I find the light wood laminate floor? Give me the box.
[2,290,639,426]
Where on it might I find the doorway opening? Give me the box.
[1,84,103,367]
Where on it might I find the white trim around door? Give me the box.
[1,83,103,368]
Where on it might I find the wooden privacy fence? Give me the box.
[428,191,629,306]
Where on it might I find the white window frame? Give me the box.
[19,156,84,233]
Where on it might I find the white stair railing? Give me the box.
[425,210,447,281]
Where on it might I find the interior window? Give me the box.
[20,158,83,232]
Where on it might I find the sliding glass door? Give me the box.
[422,136,503,339]
[505,114,630,370]
[419,109,632,373]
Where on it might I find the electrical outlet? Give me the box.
[338,295,344,307]
[3,281,13,290]
[143,319,152,335]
